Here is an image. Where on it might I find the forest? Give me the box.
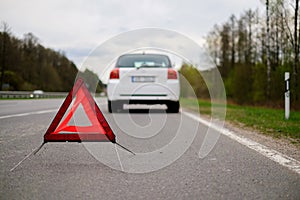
[1,0,300,110]
[0,23,78,92]
[181,0,300,109]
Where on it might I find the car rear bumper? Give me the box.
[107,81,180,101]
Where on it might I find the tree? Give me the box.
[279,0,300,102]
[78,69,104,93]
[245,9,256,64]
[230,15,236,68]
[293,0,299,101]
[220,22,231,76]
[204,1,300,108]
[0,23,78,92]
[206,25,221,67]
[266,0,272,98]
[237,16,247,64]
[0,22,10,90]
[179,63,209,99]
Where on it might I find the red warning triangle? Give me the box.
[44,78,116,143]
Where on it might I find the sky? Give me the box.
[0,0,263,80]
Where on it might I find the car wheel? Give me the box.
[110,101,123,113]
[167,101,180,113]
[108,100,112,113]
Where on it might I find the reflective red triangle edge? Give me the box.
[43,78,116,143]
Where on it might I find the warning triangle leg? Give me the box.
[115,142,135,155]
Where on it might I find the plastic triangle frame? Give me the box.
[43,78,116,143]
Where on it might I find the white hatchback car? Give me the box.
[107,53,180,113]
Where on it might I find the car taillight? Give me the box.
[109,68,119,79]
[168,68,177,79]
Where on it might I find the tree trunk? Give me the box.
[230,15,236,68]
[266,0,271,98]
[0,23,9,90]
[293,0,299,101]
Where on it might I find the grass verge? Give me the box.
[181,98,300,143]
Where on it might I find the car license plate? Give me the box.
[132,76,155,82]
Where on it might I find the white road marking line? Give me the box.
[0,109,57,119]
[182,111,300,175]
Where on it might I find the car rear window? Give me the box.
[116,54,171,68]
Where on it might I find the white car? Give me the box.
[107,53,180,113]
[30,90,44,98]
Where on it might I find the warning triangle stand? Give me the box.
[10,78,134,172]
[44,78,116,143]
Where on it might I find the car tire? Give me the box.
[108,100,112,113]
[109,101,123,113]
[167,101,180,113]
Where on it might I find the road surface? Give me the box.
[0,98,299,199]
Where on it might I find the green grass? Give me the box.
[181,98,300,142]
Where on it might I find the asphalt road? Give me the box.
[0,98,299,199]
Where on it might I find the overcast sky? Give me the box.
[1,0,263,77]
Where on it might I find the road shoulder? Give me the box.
[182,108,300,163]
